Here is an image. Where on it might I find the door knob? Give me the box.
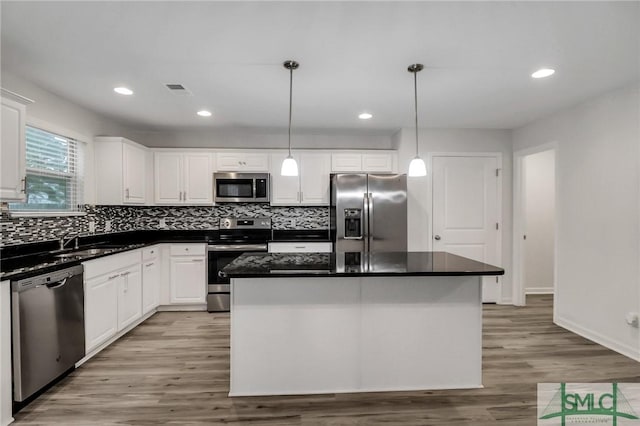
[434,235,441,240]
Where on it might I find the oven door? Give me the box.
[207,244,267,312]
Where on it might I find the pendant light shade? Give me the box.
[407,63,427,177]
[281,155,299,176]
[281,60,299,176]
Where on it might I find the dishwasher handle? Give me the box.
[45,277,68,290]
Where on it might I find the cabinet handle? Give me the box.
[20,177,26,193]
[108,274,119,280]
[120,271,130,277]
[294,246,305,249]
[145,262,154,267]
[193,259,203,262]
[300,191,303,201]
[183,191,187,201]
[126,188,130,199]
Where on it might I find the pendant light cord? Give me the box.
[288,66,293,157]
[413,70,419,158]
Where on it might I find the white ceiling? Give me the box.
[1,1,638,134]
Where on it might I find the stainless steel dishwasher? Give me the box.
[11,265,85,402]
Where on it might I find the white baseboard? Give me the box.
[555,316,640,362]
[525,287,554,295]
[157,304,206,312]
[498,297,513,305]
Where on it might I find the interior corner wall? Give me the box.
[512,84,640,361]
[395,127,513,303]
[523,150,555,294]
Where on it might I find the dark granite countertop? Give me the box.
[222,251,505,278]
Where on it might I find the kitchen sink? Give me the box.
[54,248,112,258]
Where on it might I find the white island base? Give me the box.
[229,275,482,396]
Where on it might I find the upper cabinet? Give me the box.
[331,152,396,173]
[216,152,269,172]
[95,137,150,205]
[154,152,213,205]
[0,94,29,201]
[270,152,331,206]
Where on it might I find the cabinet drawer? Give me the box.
[83,249,141,280]
[142,245,159,260]
[170,244,206,256]
[268,242,332,253]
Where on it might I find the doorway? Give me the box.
[513,145,557,306]
[431,154,502,303]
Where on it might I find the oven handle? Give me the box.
[208,244,268,252]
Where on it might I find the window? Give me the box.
[10,126,84,213]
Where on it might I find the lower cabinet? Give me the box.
[84,272,119,353]
[169,255,206,304]
[142,246,160,314]
[117,264,142,331]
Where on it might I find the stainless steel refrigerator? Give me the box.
[330,173,407,252]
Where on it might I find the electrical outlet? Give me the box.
[626,312,639,328]
[159,218,167,228]
[88,220,96,233]
[105,220,112,232]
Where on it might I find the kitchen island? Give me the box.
[223,251,504,396]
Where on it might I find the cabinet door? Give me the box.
[142,259,160,315]
[331,153,362,172]
[154,152,183,204]
[123,143,147,204]
[362,153,393,172]
[85,273,119,352]
[184,154,212,204]
[270,152,300,205]
[170,256,206,304]
[117,265,143,331]
[216,153,245,171]
[300,153,330,205]
[242,153,269,171]
[0,98,26,201]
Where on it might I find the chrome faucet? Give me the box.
[59,232,79,250]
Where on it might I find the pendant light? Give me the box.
[407,63,427,177]
[281,60,299,176]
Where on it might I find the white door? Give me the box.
[432,155,500,302]
[142,259,160,314]
[84,274,119,352]
[184,154,212,204]
[117,266,142,331]
[155,153,183,204]
[170,257,206,304]
[270,153,300,205]
[123,143,146,204]
[0,98,26,201]
[300,153,330,205]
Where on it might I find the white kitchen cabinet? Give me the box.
[331,152,396,173]
[216,152,269,172]
[268,242,333,253]
[142,246,160,315]
[84,272,119,353]
[117,264,142,331]
[83,249,142,353]
[1,281,13,426]
[0,96,27,201]
[95,137,150,205]
[169,244,206,304]
[270,152,330,206]
[154,152,212,205]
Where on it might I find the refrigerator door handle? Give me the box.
[363,193,369,252]
[368,192,374,249]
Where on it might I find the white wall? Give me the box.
[523,149,555,294]
[393,128,513,303]
[513,84,640,360]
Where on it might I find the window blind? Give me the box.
[10,126,85,212]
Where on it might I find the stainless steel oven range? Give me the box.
[207,217,271,312]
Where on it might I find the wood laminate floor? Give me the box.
[12,295,640,425]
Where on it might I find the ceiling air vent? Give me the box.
[165,83,192,96]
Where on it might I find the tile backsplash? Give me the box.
[0,204,329,246]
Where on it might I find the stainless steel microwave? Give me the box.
[213,172,270,203]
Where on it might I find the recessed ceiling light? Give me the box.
[114,87,133,95]
[197,110,212,117]
[359,112,373,120]
[531,68,555,79]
